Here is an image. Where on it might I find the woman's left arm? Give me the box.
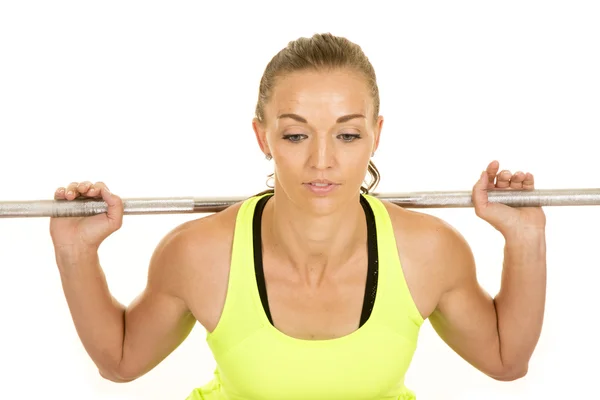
[429,160,547,381]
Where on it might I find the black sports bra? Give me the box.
[252,194,379,328]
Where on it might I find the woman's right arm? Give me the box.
[52,181,199,382]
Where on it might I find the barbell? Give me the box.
[1,188,599,218]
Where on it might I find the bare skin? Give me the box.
[51,69,546,385]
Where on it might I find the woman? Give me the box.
[50,33,546,399]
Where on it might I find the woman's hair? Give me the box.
[255,32,381,195]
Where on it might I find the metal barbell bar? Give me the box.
[0,188,599,218]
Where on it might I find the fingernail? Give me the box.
[67,190,73,196]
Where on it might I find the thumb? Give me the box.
[472,171,490,216]
[101,187,124,230]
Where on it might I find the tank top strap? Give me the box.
[361,195,425,335]
[206,194,270,354]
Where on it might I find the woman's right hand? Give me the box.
[50,181,124,254]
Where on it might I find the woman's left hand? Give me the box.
[472,160,546,238]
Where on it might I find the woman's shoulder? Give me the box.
[151,200,246,330]
[379,200,475,317]
[165,200,244,262]
[379,199,465,248]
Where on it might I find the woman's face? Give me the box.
[254,68,383,214]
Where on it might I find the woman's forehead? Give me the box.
[268,71,373,119]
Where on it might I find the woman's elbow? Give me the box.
[98,364,141,383]
[489,363,529,381]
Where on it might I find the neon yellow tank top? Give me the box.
[186,194,424,400]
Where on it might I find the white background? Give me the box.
[1,1,599,399]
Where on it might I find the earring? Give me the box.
[265,153,272,161]
[266,173,275,188]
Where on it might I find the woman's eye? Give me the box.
[339,133,361,142]
[283,134,306,142]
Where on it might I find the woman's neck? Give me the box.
[262,192,367,286]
